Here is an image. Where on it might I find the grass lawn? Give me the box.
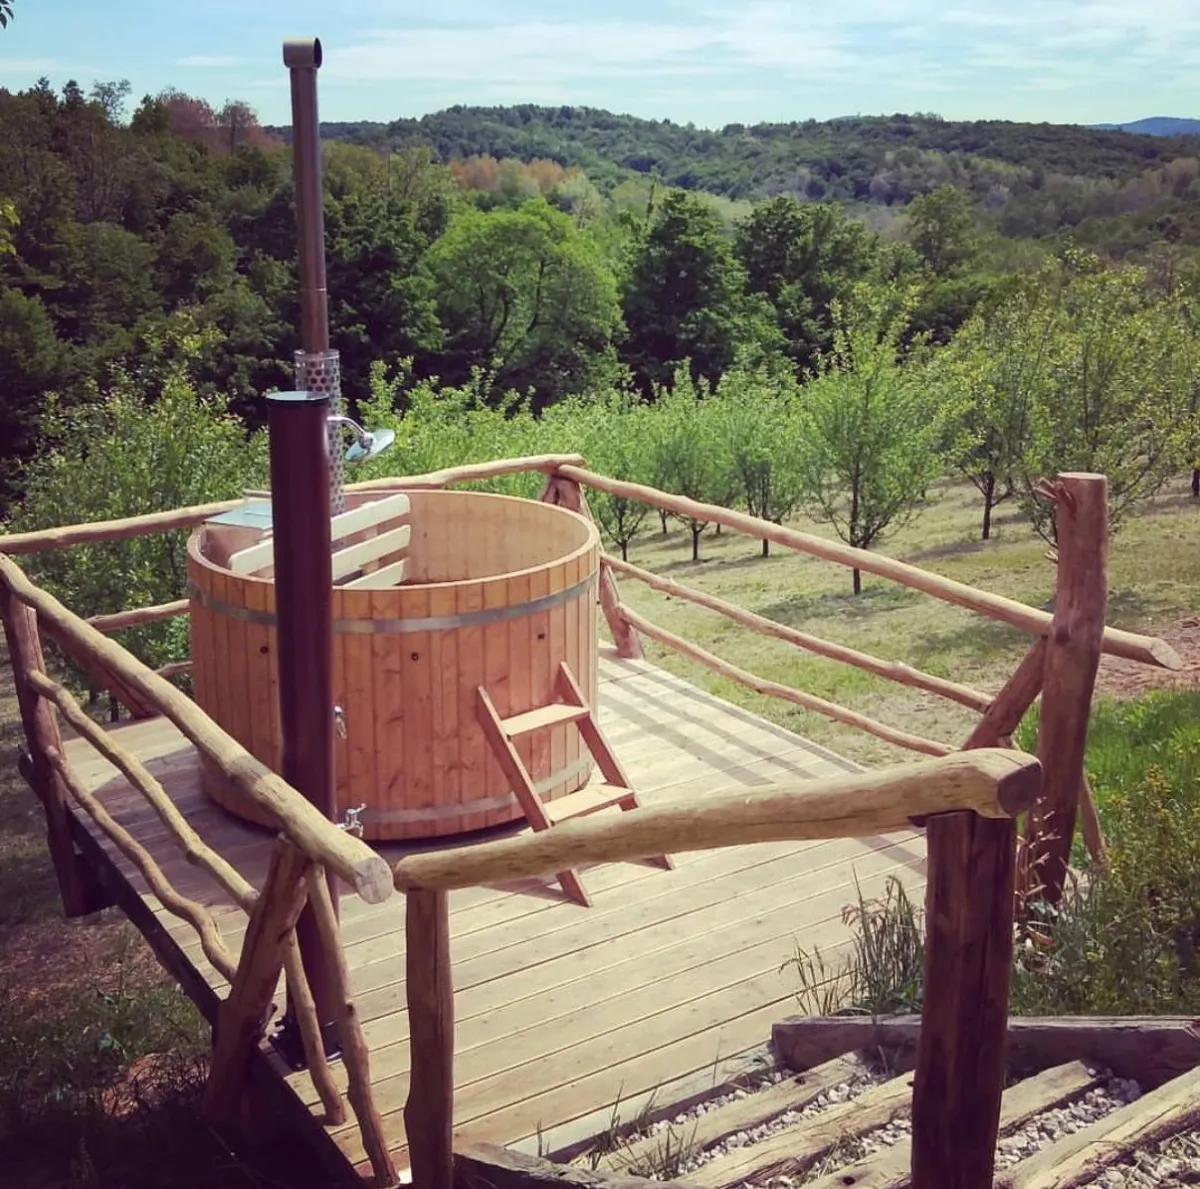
[611,475,1200,766]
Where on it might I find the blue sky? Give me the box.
[0,0,1195,127]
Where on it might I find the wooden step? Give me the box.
[544,783,636,824]
[500,702,591,738]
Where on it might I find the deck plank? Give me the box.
[59,650,925,1179]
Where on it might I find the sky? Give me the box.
[0,0,1197,128]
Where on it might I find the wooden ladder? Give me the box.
[477,661,672,907]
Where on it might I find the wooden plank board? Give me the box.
[59,654,921,1187]
[331,525,412,582]
[341,558,408,590]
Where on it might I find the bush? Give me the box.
[7,344,267,678]
[788,691,1200,1018]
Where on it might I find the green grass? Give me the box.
[0,658,326,1188]
[613,475,1200,765]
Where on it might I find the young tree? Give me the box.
[646,370,737,562]
[571,393,656,560]
[712,365,808,555]
[9,331,268,676]
[928,291,1058,540]
[801,288,957,593]
[1008,258,1200,542]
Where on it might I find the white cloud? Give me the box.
[0,57,64,73]
[177,54,241,68]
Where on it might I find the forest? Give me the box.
[1,79,1199,585]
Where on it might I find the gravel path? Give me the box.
[602,1066,1199,1186]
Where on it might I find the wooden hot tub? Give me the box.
[186,489,600,841]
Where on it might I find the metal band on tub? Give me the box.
[186,570,597,632]
[361,757,594,824]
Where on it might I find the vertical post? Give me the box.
[0,583,93,916]
[267,389,341,1038]
[540,475,644,660]
[1025,473,1108,908]
[275,36,341,1043]
[910,811,1019,1189]
[205,837,311,1124]
[405,889,455,1189]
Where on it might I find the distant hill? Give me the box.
[1090,117,1200,137]
[270,106,1199,204]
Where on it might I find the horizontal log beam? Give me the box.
[619,604,953,756]
[771,1014,1200,1090]
[48,748,238,983]
[88,600,189,633]
[606,554,992,712]
[557,465,1180,671]
[0,455,585,556]
[0,555,392,904]
[394,750,1041,892]
[455,1143,705,1189]
[352,452,586,494]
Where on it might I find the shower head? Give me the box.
[346,426,396,463]
[328,414,395,463]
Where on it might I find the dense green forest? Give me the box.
[2,80,1199,556]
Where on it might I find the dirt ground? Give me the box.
[1094,615,1200,698]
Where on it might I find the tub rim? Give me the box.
[185,486,601,597]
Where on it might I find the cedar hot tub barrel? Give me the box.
[187,488,600,841]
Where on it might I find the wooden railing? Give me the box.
[394,749,1043,1189]
[0,554,396,1185]
[0,452,1183,1189]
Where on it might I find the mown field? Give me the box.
[610,474,1200,766]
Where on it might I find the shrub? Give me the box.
[788,691,1200,1018]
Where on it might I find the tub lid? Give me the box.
[207,500,274,530]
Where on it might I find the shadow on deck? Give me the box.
[60,648,926,1181]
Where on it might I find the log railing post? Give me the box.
[541,474,643,660]
[1024,473,1107,907]
[204,837,311,1125]
[0,584,94,916]
[910,810,1021,1189]
[405,888,454,1189]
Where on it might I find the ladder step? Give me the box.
[500,702,591,738]
[544,783,636,825]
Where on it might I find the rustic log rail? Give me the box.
[0,554,392,903]
[396,750,1042,1189]
[551,464,1180,671]
[0,454,1182,1188]
[603,554,992,712]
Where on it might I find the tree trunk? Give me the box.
[620,538,629,562]
[1192,468,1199,498]
[691,523,702,563]
[981,472,995,540]
[659,509,669,534]
[852,567,862,595]
[762,537,770,558]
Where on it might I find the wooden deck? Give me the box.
[60,647,926,1181]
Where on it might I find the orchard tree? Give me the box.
[928,290,1058,540]
[801,287,957,593]
[647,370,737,561]
[10,331,268,678]
[570,393,656,560]
[713,365,808,555]
[1007,256,1200,542]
